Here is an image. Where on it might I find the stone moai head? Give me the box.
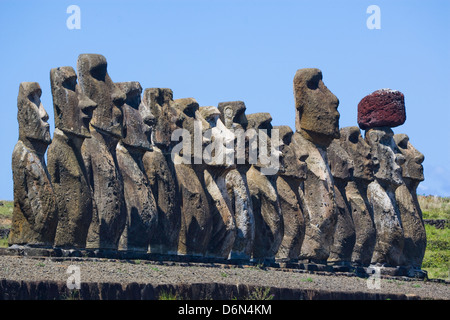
[339,126,374,182]
[365,127,405,187]
[50,66,97,138]
[143,88,179,149]
[246,113,281,174]
[17,82,52,149]
[327,139,354,181]
[293,68,340,147]
[199,106,236,168]
[218,101,248,130]
[394,134,424,182]
[275,125,308,180]
[77,54,125,138]
[116,82,152,152]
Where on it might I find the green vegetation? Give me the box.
[0,200,12,248]
[418,195,450,220]
[157,290,180,300]
[0,200,13,226]
[418,195,450,280]
[0,237,7,247]
[422,224,450,280]
[246,287,274,300]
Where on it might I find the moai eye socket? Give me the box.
[62,76,77,91]
[90,64,107,81]
[348,130,359,144]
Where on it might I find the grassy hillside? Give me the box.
[0,200,13,247]
[418,195,450,220]
[0,197,448,280]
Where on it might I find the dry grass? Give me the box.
[418,195,450,220]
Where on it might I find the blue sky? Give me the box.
[0,0,449,199]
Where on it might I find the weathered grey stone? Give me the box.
[48,66,97,248]
[77,54,125,138]
[142,88,181,254]
[365,127,405,266]
[218,101,248,131]
[275,126,307,261]
[77,54,127,250]
[116,82,158,252]
[246,113,283,261]
[338,126,376,265]
[293,68,340,148]
[199,106,237,259]
[291,68,339,262]
[327,139,356,264]
[172,98,212,256]
[394,134,426,269]
[218,101,255,260]
[10,82,57,246]
[143,88,178,149]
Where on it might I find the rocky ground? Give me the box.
[0,255,448,300]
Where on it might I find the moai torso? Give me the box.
[326,139,356,264]
[218,101,255,260]
[171,98,212,256]
[274,126,307,262]
[198,106,237,259]
[142,88,181,255]
[47,66,96,248]
[292,68,340,262]
[246,113,283,261]
[394,134,426,269]
[77,54,127,250]
[116,82,158,252]
[339,126,376,266]
[365,127,405,266]
[10,82,57,247]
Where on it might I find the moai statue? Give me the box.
[77,54,127,250]
[116,82,158,252]
[394,134,426,270]
[246,112,283,262]
[218,101,255,260]
[47,66,97,248]
[291,68,340,263]
[359,89,407,266]
[365,128,405,266]
[10,82,58,246]
[199,106,237,259]
[338,126,376,266]
[327,139,356,264]
[171,97,213,256]
[142,88,180,255]
[274,125,308,262]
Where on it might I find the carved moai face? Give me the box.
[293,68,340,147]
[276,125,308,180]
[327,139,354,181]
[116,82,152,151]
[339,126,374,181]
[246,113,281,172]
[17,82,51,146]
[365,127,405,187]
[143,88,178,148]
[199,106,235,168]
[218,101,248,130]
[50,66,97,138]
[77,54,125,138]
[394,134,424,182]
